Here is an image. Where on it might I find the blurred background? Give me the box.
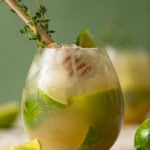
[0,0,150,124]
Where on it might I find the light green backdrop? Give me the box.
[0,0,149,103]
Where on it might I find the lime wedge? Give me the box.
[23,89,65,129]
[71,88,119,127]
[82,126,101,147]
[0,102,19,128]
[0,139,41,150]
[38,88,65,107]
[134,119,150,150]
[76,29,96,48]
[70,88,117,112]
[71,88,121,148]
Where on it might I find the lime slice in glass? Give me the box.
[76,29,96,48]
[70,88,117,119]
[0,139,41,150]
[23,89,65,129]
[0,102,19,128]
[71,87,121,148]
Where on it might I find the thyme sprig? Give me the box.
[11,0,55,48]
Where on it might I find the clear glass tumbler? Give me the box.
[22,44,124,150]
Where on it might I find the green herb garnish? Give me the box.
[8,0,55,48]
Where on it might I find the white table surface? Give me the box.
[0,117,138,149]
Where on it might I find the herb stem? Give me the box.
[4,0,54,46]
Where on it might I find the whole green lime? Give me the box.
[134,119,150,150]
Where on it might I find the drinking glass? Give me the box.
[22,44,124,150]
[108,48,150,124]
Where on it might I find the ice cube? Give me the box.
[37,45,117,104]
[38,48,74,105]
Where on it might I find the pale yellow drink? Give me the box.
[22,45,123,150]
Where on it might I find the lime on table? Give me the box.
[0,139,41,150]
[0,102,19,128]
[76,29,96,48]
[134,119,150,150]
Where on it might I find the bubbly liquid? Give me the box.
[22,46,123,150]
[23,87,123,150]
